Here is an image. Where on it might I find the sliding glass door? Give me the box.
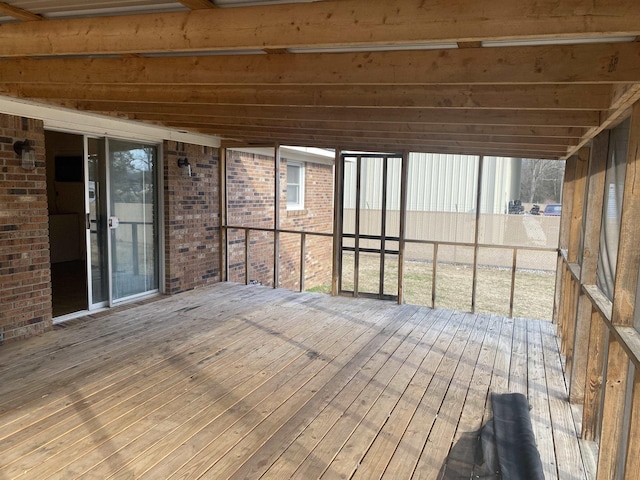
[108,139,159,302]
[85,137,159,308]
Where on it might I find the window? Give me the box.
[596,118,630,300]
[287,162,304,210]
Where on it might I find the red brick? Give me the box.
[0,113,53,344]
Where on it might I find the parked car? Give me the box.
[542,203,562,216]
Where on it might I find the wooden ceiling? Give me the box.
[1,0,639,159]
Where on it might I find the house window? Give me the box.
[287,162,304,210]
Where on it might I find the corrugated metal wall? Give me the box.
[343,153,517,214]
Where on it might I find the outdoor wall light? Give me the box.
[13,139,36,171]
[177,157,192,178]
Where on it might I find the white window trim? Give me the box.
[286,161,305,211]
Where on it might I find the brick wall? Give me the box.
[227,150,276,285]
[0,114,52,344]
[226,149,333,291]
[279,161,333,290]
[164,141,220,294]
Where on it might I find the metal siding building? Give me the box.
[344,153,520,214]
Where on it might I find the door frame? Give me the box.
[52,131,164,316]
[337,152,406,301]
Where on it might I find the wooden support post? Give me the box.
[596,337,630,480]
[582,308,608,441]
[563,145,589,370]
[597,101,640,480]
[432,243,438,309]
[564,275,580,374]
[623,367,640,477]
[245,228,250,285]
[554,154,577,325]
[331,149,343,296]
[273,144,280,289]
[379,156,388,298]
[561,266,572,352]
[397,151,409,305]
[570,131,609,404]
[218,147,228,282]
[568,147,590,264]
[471,155,484,314]
[612,102,640,327]
[300,232,306,293]
[354,155,362,297]
[509,248,517,318]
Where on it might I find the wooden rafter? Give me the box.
[176,126,578,147]
[67,102,585,138]
[1,43,639,84]
[0,1,42,22]
[62,104,603,127]
[214,136,562,159]
[0,0,638,56]
[0,83,613,111]
[0,1,635,158]
[178,0,218,9]
[160,127,570,153]
[564,83,640,159]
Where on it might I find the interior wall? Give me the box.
[44,131,85,264]
[0,113,52,344]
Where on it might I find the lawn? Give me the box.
[307,252,556,321]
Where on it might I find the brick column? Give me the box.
[0,114,52,344]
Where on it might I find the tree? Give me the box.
[519,158,565,204]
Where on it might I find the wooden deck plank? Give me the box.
[0,284,589,480]
[316,308,441,479]
[436,314,502,479]
[0,285,288,417]
[240,305,424,480]
[340,309,457,480]
[52,298,370,480]
[381,311,479,479]
[0,283,255,386]
[82,297,380,479]
[411,313,491,479]
[472,315,514,478]
[111,299,409,479]
[509,317,529,395]
[540,320,588,480]
[226,307,446,480]
[161,304,423,480]
[3,291,333,477]
[526,317,559,480]
[77,295,382,480]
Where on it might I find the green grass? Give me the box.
[306,284,332,294]
[307,253,556,321]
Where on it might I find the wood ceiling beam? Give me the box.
[0,2,42,22]
[216,135,563,159]
[2,43,639,84]
[69,102,585,138]
[564,83,640,159]
[178,0,218,9]
[71,104,598,127]
[159,124,569,153]
[129,118,579,146]
[0,0,638,56]
[1,83,613,111]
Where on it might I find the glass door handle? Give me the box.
[108,216,120,229]
[85,213,91,230]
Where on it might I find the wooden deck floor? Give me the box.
[0,283,590,479]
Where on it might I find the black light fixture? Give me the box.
[13,139,36,170]
[177,157,192,178]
